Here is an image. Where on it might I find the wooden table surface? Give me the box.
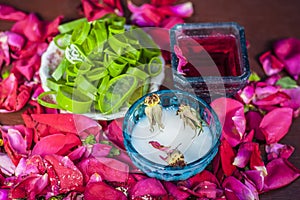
[0,0,300,199]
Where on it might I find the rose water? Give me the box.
[131,108,213,166]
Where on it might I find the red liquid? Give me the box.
[177,35,241,77]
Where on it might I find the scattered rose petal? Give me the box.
[158,2,194,18]
[67,146,87,161]
[89,143,112,158]
[161,16,184,29]
[233,142,254,168]
[130,178,167,198]
[77,157,129,184]
[81,0,119,22]
[164,181,190,200]
[211,97,246,147]
[263,158,300,192]
[7,31,25,52]
[220,139,236,176]
[0,4,27,21]
[84,181,127,200]
[0,32,12,67]
[265,143,295,161]
[259,51,285,76]
[0,73,32,113]
[44,154,83,193]
[0,152,16,176]
[243,170,264,192]
[281,87,300,117]
[128,1,193,27]
[0,189,8,200]
[222,176,258,200]
[249,143,266,175]
[245,111,264,141]
[238,84,255,104]
[151,0,177,6]
[105,118,125,149]
[32,133,81,157]
[273,38,300,80]
[259,107,293,144]
[10,173,49,199]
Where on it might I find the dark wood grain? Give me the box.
[0,0,300,199]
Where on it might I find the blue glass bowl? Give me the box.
[170,22,250,102]
[123,90,221,181]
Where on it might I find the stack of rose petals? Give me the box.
[0,0,300,199]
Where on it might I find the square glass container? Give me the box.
[123,90,221,181]
[170,22,250,102]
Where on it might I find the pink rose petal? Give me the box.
[238,84,255,104]
[77,157,129,184]
[263,158,300,192]
[211,97,246,147]
[10,173,49,199]
[174,45,188,74]
[259,107,293,144]
[0,32,11,67]
[243,170,264,192]
[164,181,190,200]
[259,51,285,76]
[222,176,258,200]
[0,4,27,21]
[281,87,300,117]
[0,189,8,200]
[265,143,295,161]
[161,16,184,29]
[7,31,25,51]
[130,178,167,198]
[32,133,81,156]
[158,2,194,18]
[233,142,254,168]
[0,152,16,176]
[273,38,300,80]
[245,111,264,141]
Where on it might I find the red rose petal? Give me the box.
[10,173,49,199]
[81,0,115,22]
[259,107,293,144]
[44,154,83,193]
[84,181,127,200]
[220,139,236,176]
[105,118,125,149]
[151,0,177,6]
